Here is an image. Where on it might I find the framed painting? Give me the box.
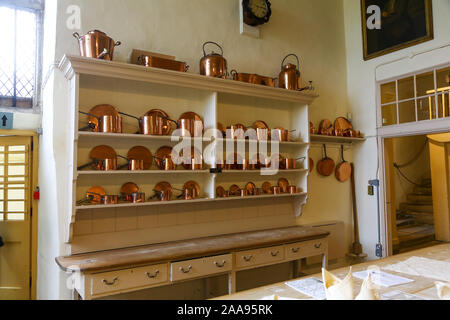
[361,0,434,60]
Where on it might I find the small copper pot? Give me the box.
[288,186,298,194]
[178,119,204,137]
[189,158,203,171]
[231,70,252,83]
[90,158,117,171]
[254,188,263,196]
[256,128,269,141]
[272,128,293,142]
[271,186,281,195]
[283,159,297,170]
[154,190,172,202]
[183,188,199,200]
[240,189,248,197]
[103,195,119,205]
[79,111,122,133]
[227,124,246,140]
[128,159,145,171]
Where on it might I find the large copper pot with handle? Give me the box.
[73,30,121,61]
[119,109,178,136]
[279,54,301,90]
[200,41,228,78]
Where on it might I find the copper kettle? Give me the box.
[200,42,228,79]
[279,54,302,90]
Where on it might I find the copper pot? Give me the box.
[240,189,248,197]
[73,30,121,61]
[272,128,294,142]
[200,42,227,78]
[177,118,204,137]
[271,186,281,195]
[155,156,177,171]
[128,159,145,171]
[129,192,146,203]
[231,70,252,83]
[279,54,301,90]
[182,188,199,200]
[80,158,117,171]
[103,195,119,205]
[188,158,203,171]
[254,188,264,195]
[79,111,122,133]
[154,190,172,202]
[119,110,178,136]
[288,186,298,194]
[227,124,247,140]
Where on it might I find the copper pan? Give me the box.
[119,110,178,136]
[177,112,204,137]
[272,127,295,142]
[79,111,122,133]
[138,55,189,72]
[73,30,121,61]
[230,70,252,83]
[227,124,247,140]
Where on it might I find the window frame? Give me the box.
[0,0,44,111]
[378,63,450,129]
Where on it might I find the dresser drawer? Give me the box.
[89,263,168,296]
[171,254,232,282]
[285,239,327,260]
[235,245,284,270]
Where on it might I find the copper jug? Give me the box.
[200,42,228,78]
[279,54,302,90]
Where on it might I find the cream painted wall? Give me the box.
[343,0,450,259]
[41,0,353,299]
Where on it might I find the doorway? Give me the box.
[384,132,449,255]
[0,133,37,300]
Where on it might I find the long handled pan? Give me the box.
[349,163,364,256]
[335,145,352,182]
[317,144,335,177]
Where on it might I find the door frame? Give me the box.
[0,129,38,299]
[377,119,450,257]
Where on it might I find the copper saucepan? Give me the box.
[119,110,178,136]
[271,127,296,142]
[77,157,118,171]
[283,157,306,170]
[80,192,119,205]
[154,156,177,171]
[79,111,122,133]
[73,30,121,61]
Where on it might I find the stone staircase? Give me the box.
[396,178,435,250]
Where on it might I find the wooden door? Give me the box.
[0,136,32,300]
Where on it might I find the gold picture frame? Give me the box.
[361,0,434,61]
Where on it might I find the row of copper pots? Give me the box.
[73,31,313,92]
[225,124,294,142]
[216,155,305,171]
[216,183,299,198]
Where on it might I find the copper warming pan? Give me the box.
[138,55,189,72]
[73,30,121,61]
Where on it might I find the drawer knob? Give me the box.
[146,270,160,279]
[291,248,300,253]
[314,243,322,249]
[214,260,227,268]
[102,277,118,286]
[179,265,193,274]
[271,251,280,257]
[243,255,253,262]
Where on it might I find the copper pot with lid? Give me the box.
[73,30,121,61]
[200,42,228,78]
[279,54,302,90]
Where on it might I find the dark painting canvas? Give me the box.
[361,0,433,60]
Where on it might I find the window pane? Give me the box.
[436,67,450,90]
[438,92,450,119]
[398,77,414,101]
[0,166,3,176]
[417,96,436,121]
[0,201,3,212]
[381,82,396,104]
[8,165,25,176]
[0,214,3,221]
[8,201,25,212]
[0,7,15,97]
[399,100,416,124]
[8,189,25,200]
[416,71,435,97]
[382,104,397,126]
[7,213,25,221]
[8,153,25,163]
[8,177,24,182]
[8,146,26,152]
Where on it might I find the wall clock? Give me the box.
[242,0,272,27]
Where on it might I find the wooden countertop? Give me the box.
[56,226,329,273]
[215,243,450,300]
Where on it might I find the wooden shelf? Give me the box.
[77,170,210,177]
[219,169,308,175]
[310,134,366,144]
[60,55,318,104]
[215,138,309,147]
[75,193,308,211]
[77,131,210,143]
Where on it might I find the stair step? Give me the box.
[421,178,432,185]
[407,194,433,204]
[400,203,434,213]
[413,186,432,195]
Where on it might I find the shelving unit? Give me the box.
[59,55,318,250]
[310,134,366,145]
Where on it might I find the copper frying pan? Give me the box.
[335,145,352,182]
[317,145,335,177]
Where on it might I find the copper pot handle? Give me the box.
[97,48,109,60]
[114,41,121,47]
[203,41,223,57]
[118,111,140,121]
[73,32,80,39]
[281,53,300,76]
[79,110,100,120]
[160,116,180,129]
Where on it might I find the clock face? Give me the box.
[249,0,269,19]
